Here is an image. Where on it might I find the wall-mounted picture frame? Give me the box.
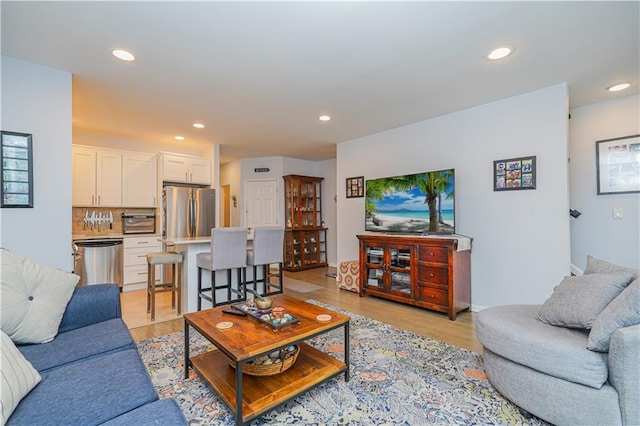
[1,131,34,208]
[346,176,364,198]
[493,155,536,191]
[596,134,640,195]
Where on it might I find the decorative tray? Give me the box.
[231,302,301,331]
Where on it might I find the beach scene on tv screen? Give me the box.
[365,170,454,234]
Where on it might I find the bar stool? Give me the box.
[146,251,183,321]
[196,227,247,310]
[246,225,285,297]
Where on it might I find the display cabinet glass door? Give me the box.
[284,176,323,229]
[284,231,298,269]
[364,246,384,289]
[389,248,411,296]
[284,229,327,270]
[363,244,413,297]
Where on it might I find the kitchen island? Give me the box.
[161,235,253,313]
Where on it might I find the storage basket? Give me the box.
[231,345,299,376]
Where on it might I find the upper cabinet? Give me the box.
[72,146,122,207]
[122,152,157,207]
[161,153,211,185]
[72,146,158,208]
[283,174,324,229]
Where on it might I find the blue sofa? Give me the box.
[8,284,186,426]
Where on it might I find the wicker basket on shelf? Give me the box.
[231,345,300,376]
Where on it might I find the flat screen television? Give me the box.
[365,169,455,234]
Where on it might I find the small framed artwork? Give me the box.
[1,131,34,208]
[346,176,364,198]
[596,134,640,195]
[493,155,536,191]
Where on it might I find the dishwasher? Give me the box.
[72,239,123,288]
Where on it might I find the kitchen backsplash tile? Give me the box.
[72,207,156,236]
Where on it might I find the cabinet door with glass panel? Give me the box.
[361,242,414,298]
[283,175,323,229]
[283,175,327,271]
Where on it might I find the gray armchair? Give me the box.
[476,257,639,426]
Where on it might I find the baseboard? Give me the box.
[470,304,486,312]
[571,263,583,276]
[123,282,146,292]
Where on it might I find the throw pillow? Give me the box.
[537,272,634,329]
[584,255,640,280]
[588,278,640,352]
[1,248,80,344]
[1,330,41,424]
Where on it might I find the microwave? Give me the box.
[122,212,156,234]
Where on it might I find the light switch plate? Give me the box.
[613,208,623,219]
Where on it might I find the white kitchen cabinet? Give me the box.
[123,152,158,207]
[188,157,211,185]
[72,146,122,206]
[123,235,162,291]
[72,147,97,206]
[161,153,211,185]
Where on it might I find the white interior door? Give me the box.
[246,180,278,228]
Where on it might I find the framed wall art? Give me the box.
[1,131,33,208]
[596,134,640,195]
[493,155,536,191]
[346,176,364,198]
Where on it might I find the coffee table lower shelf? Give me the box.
[190,342,346,424]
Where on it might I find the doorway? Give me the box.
[245,180,278,227]
[221,184,231,227]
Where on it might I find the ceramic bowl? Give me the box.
[255,297,273,310]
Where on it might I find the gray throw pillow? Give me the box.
[584,255,640,280]
[588,278,640,352]
[537,272,634,329]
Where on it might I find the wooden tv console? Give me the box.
[356,233,471,320]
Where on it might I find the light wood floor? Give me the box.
[127,267,482,353]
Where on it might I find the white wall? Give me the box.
[569,94,640,271]
[237,156,328,228]
[282,157,320,177]
[318,159,337,266]
[226,156,338,265]
[337,84,571,309]
[0,56,73,270]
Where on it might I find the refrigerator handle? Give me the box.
[188,191,195,237]
[192,195,197,237]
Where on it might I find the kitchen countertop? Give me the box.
[73,233,161,241]
[161,234,253,245]
[161,236,212,245]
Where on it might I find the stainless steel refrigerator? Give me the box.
[163,185,215,239]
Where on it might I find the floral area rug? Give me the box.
[137,301,548,425]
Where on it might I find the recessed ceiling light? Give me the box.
[487,46,514,61]
[606,82,631,92]
[112,49,135,62]
[174,136,185,141]
[318,115,331,122]
[193,123,205,129]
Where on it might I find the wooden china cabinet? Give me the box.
[283,175,327,271]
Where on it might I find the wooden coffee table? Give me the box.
[183,294,350,425]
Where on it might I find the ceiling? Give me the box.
[2,2,638,164]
